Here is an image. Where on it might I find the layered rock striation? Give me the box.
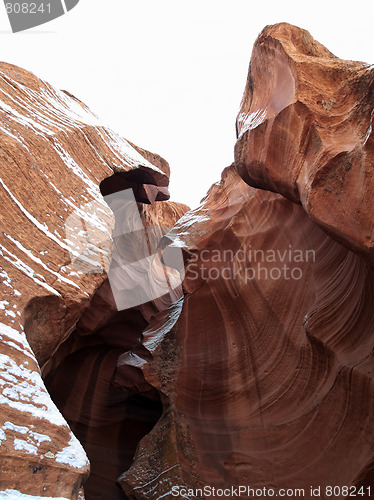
[0,62,186,499]
[120,166,374,498]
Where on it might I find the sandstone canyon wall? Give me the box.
[0,22,374,500]
[0,62,187,499]
[118,24,374,499]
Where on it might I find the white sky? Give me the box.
[0,0,373,208]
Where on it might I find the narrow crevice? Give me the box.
[42,295,163,500]
[39,174,175,499]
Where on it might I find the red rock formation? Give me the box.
[120,165,374,498]
[116,25,374,499]
[1,22,374,500]
[235,23,374,263]
[0,62,178,499]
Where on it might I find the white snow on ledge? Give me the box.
[0,345,65,425]
[0,323,89,470]
[55,434,89,469]
[237,108,268,139]
[0,70,164,178]
[0,490,71,500]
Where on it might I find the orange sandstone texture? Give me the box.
[120,166,374,498]
[235,23,374,263]
[0,62,181,498]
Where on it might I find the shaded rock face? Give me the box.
[1,22,374,500]
[119,166,374,497]
[0,61,185,499]
[43,199,189,500]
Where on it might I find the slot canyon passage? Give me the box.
[0,21,373,500]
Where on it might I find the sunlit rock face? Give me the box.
[0,61,179,499]
[235,23,374,263]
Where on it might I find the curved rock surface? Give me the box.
[120,165,374,498]
[235,23,374,263]
[116,25,374,499]
[0,62,176,499]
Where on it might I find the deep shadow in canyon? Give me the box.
[43,294,164,500]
